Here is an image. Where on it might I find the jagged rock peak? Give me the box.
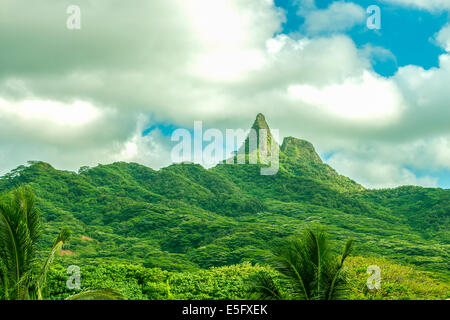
[251,113,271,131]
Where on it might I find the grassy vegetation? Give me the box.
[0,186,121,300]
[1,159,446,275]
[0,118,448,299]
[43,257,448,300]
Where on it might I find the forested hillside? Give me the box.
[0,115,448,289]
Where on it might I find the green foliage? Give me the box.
[247,271,284,300]
[0,186,71,300]
[250,229,354,300]
[0,159,447,279]
[45,262,268,300]
[345,256,449,300]
[0,116,448,300]
[44,258,448,300]
[0,186,124,301]
[66,289,125,300]
[359,187,450,241]
[0,186,41,299]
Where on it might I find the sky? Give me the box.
[0,0,449,189]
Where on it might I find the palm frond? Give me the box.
[0,186,72,300]
[0,257,10,299]
[36,227,72,299]
[0,186,42,300]
[340,239,354,266]
[261,228,354,300]
[271,239,311,299]
[326,239,354,300]
[247,271,283,300]
[66,289,125,300]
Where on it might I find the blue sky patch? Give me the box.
[275,0,449,76]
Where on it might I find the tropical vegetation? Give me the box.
[0,114,448,300]
[0,186,121,300]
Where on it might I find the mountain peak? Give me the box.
[238,113,277,156]
[251,113,270,131]
[281,136,322,163]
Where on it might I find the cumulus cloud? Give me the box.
[327,134,450,189]
[436,24,450,51]
[327,153,439,189]
[0,0,449,188]
[360,45,398,66]
[300,1,366,34]
[381,0,450,11]
[287,71,405,123]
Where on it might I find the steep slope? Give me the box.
[279,136,363,192]
[237,113,278,156]
[219,113,363,193]
[358,186,450,242]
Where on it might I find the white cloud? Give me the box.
[327,152,439,189]
[301,1,366,34]
[325,135,450,188]
[287,71,404,123]
[0,96,130,149]
[113,132,173,170]
[436,24,450,51]
[0,0,449,188]
[0,98,102,126]
[381,0,450,11]
[360,44,397,65]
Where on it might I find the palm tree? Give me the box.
[249,228,354,300]
[65,289,125,300]
[0,186,122,300]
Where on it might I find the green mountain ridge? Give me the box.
[0,114,448,279]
